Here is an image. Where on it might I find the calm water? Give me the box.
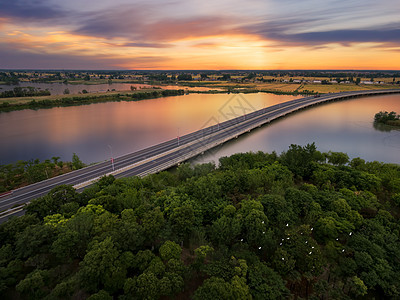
[0,82,220,95]
[0,93,399,166]
[0,93,296,165]
[194,94,400,165]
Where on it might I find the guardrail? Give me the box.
[0,191,12,198]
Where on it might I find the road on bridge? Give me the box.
[1,89,399,222]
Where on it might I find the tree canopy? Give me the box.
[1,144,400,299]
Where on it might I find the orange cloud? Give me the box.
[0,10,399,70]
[142,17,241,42]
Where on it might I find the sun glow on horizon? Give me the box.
[0,0,399,70]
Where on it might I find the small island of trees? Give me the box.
[1,144,400,299]
[374,111,400,127]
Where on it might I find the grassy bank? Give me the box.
[0,89,185,113]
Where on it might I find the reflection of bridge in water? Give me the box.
[1,89,400,222]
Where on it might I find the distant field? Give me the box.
[181,80,398,94]
[254,83,301,92]
[297,83,396,94]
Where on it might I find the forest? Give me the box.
[1,143,400,299]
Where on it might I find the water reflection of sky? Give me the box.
[193,95,400,165]
[1,93,399,165]
[0,93,297,164]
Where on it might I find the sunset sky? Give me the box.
[0,0,399,70]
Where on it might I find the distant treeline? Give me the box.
[0,89,185,113]
[188,88,319,96]
[0,87,51,98]
[0,72,20,84]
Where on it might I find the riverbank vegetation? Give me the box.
[1,144,400,299]
[0,89,184,113]
[374,111,400,127]
[0,87,51,98]
[0,154,85,193]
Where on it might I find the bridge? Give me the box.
[1,88,400,222]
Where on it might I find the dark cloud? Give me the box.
[73,6,236,42]
[0,45,168,69]
[73,6,147,40]
[247,19,400,47]
[122,42,173,48]
[0,0,67,21]
[142,16,237,41]
[285,29,400,45]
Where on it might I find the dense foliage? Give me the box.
[1,144,400,299]
[374,111,400,127]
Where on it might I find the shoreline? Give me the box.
[1,80,398,113]
[0,87,311,113]
[0,89,185,113]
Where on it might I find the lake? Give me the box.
[0,93,296,165]
[194,94,400,165]
[0,93,399,166]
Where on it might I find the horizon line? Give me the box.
[1,69,400,72]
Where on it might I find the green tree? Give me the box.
[124,272,160,299]
[326,151,349,166]
[348,276,368,297]
[16,269,49,300]
[142,207,164,244]
[170,204,195,240]
[193,277,233,300]
[51,229,80,260]
[26,185,79,219]
[15,224,55,260]
[110,216,144,252]
[79,237,126,293]
[159,241,182,261]
[87,289,113,300]
[210,213,242,246]
[194,245,214,267]
[248,261,289,299]
[72,153,84,170]
[314,217,339,243]
[280,143,322,179]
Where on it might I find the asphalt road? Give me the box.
[1,88,399,222]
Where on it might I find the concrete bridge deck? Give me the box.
[1,89,399,222]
